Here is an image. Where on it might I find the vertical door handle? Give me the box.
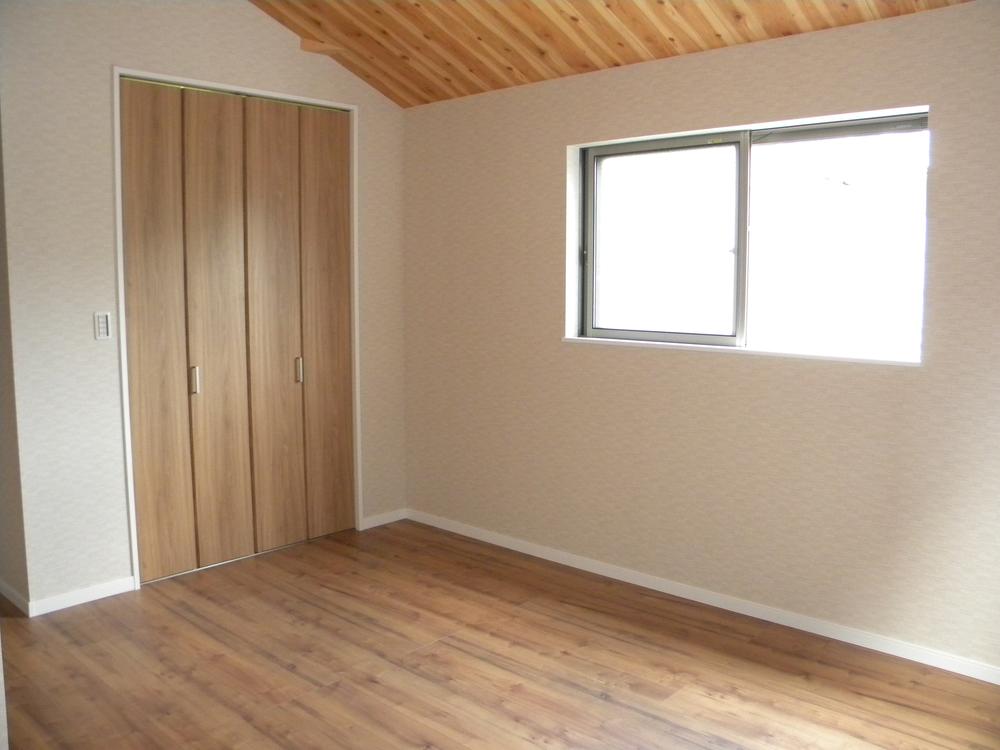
[190,365,201,395]
[295,356,304,384]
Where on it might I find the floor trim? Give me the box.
[26,576,136,617]
[0,575,29,615]
[366,508,1000,686]
[358,508,410,530]
[14,509,406,616]
[14,509,999,685]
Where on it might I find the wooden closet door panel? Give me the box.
[183,88,256,566]
[245,97,307,551]
[300,107,355,537]
[121,79,197,582]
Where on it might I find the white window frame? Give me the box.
[580,113,929,348]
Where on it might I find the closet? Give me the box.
[121,78,355,583]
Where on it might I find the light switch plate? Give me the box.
[94,312,112,340]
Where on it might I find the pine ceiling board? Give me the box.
[382,0,520,92]
[534,0,627,69]
[729,0,804,38]
[391,1,532,89]
[791,0,837,30]
[306,0,453,102]
[451,0,567,81]
[258,0,425,105]
[304,0,451,105]
[868,0,916,16]
[252,0,427,104]
[640,1,714,54]
[587,0,671,62]
[666,0,733,49]
[253,0,322,40]
[331,43,428,105]
[851,0,882,22]
[705,0,768,45]
[818,0,873,25]
[432,1,550,84]
[568,0,658,66]
[254,0,971,107]
[465,0,580,78]
[334,0,482,98]
[505,0,606,74]
[544,0,631,67]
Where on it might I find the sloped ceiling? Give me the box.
[251,0,968,107]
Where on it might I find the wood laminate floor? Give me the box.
[1,520,998,749]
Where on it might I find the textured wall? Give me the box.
[0,0,407,602]
[404,1,1000,666]
[0,101,29,603]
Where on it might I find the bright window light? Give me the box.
[594,145,738,335]
[580,113,930,363]
[747,130,929,362]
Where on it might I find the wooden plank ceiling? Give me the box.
[251,0,968,107]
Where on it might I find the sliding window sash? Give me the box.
[582,131,749,346]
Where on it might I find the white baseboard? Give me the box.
[6,508,407,617]
[0,575,29,615]
[27,576,136,617]
[400,509,1000,686]
[358,507,410,530]
[8,510,997,686]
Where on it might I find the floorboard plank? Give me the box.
[2,520,998,748]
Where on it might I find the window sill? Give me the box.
[562,336,921,367]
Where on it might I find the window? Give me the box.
[580,114,930,362]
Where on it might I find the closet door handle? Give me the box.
[190,366,201,395]
[295,356,304,384]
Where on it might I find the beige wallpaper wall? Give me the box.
[0,0,407,602]
[404,1,1000,666]
[0,104,29,602]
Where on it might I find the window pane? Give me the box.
[593,144,738,335]
[747,130,929,362]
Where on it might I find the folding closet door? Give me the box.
[124,82,355,577]
[300,107,356,536]
[121,79,198,582]
[183,88,256,566]
[245,97,308,551]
